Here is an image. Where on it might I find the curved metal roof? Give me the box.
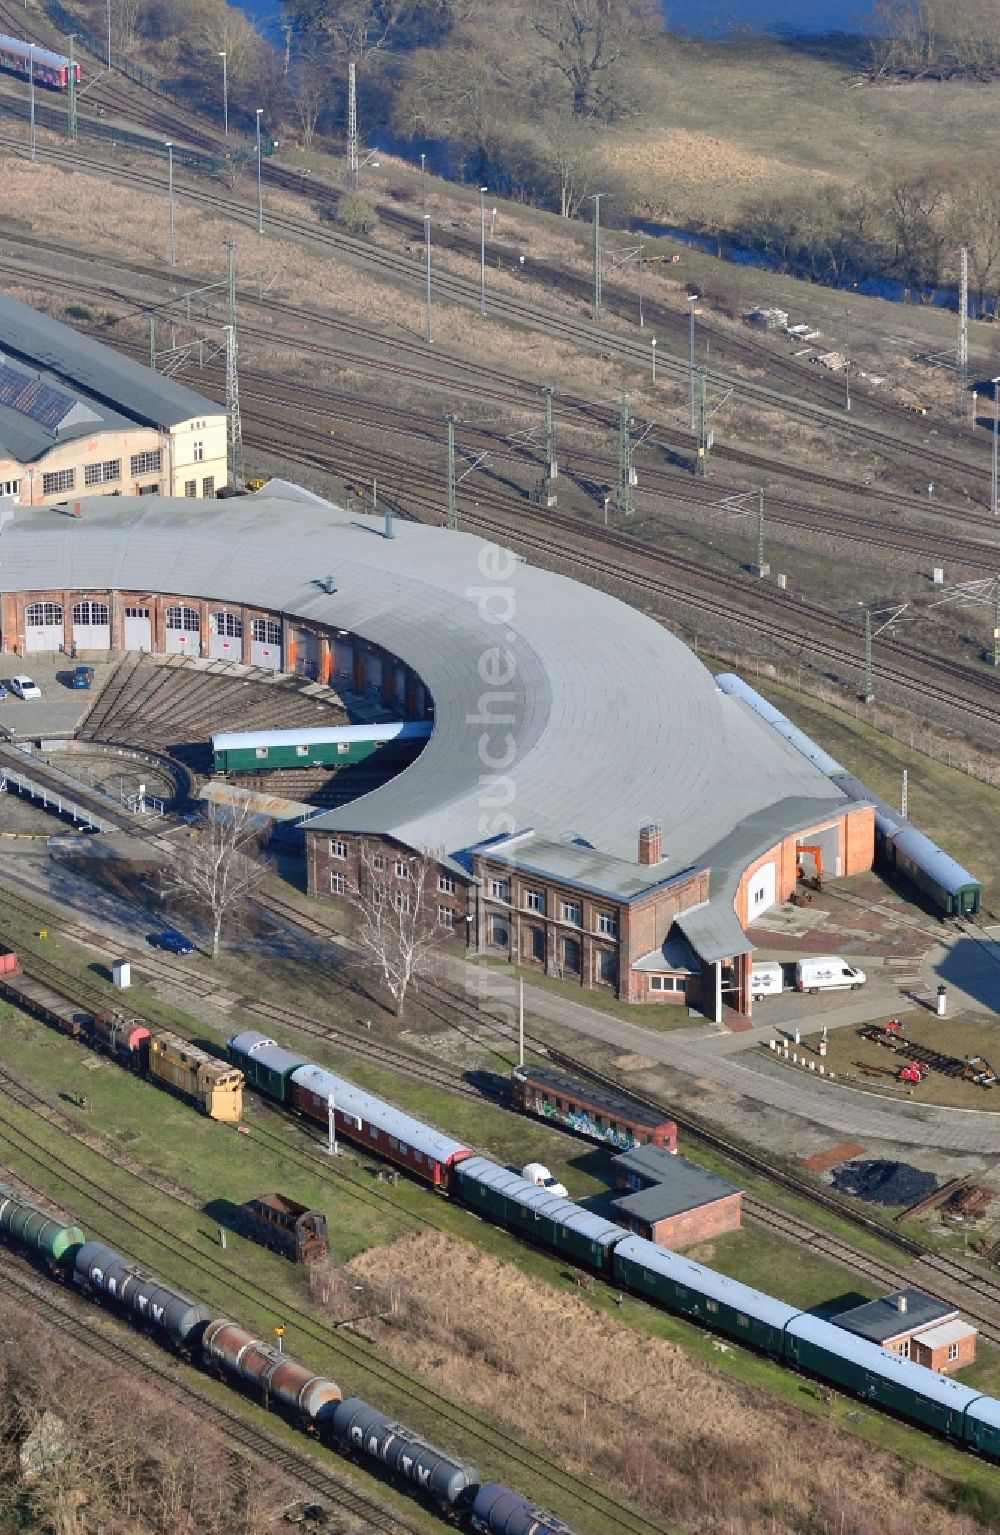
[612,1234,803,1328]
[290,1063,471,1164]
[786,1312,985,1411]
[1,490,851,913]
[213,722,432,752]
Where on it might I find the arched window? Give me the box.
[166,605,200,631]
[72,601,109,626]
[26,602,62,626]
[212,611,242,638]
[251,618,281,645]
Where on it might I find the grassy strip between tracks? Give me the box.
[2,996,1000,1519]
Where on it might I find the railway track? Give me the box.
[0,1257,417,1534]
[2,130,994,498]
[7,873,1000,1369]
[0,1076,669,1535]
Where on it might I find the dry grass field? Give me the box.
[614,36,1000,226]
[347,1230,994,1535]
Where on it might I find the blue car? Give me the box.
[148,931,194,956]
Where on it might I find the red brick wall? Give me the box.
[911,1332,976,1372]
[647,1192,742,1249]
[307,830,470,937]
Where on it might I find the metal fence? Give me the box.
[44,0,157,91]
[0,93,237,173]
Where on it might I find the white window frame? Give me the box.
[438,874,456,894]
[130,449,162,477]
[560,901,582,926]
[330,871,346,895]
[394,889,411,913]
[395,859,409,879]
[330,839,347,860]
[490,878,511,902]
[193,440,205,463]
[42,468,75,495]
[524,889,544,913]
[597,911,618,937]
[438,906,455,929]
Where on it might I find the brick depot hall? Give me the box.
[0,485,875,1020]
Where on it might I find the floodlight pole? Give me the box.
[255,109,264,235]
[479,185,488,317]
[66,34,77,140]
[591,193,603,322]
[445,414,457,529]
[28,44,35,161]
[688,294,698,430]
[218,51,228,137]
[165,141,176,267]
[992,378,1000,516]
[864,608,874,703]
[424,215,432,343]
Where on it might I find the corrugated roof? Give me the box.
[786,1312,983,1410]
[612,1234,802,1328]
[290,1063,471,1163]
[0,295,223,438]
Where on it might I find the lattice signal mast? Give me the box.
[348,60,359,191]
[957,246,969,418]
[224,324,245,491]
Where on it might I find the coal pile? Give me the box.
[831,1159,937,1207]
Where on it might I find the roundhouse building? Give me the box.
[0,294,226,506]
[0,485,874,1019]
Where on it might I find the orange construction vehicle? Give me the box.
[797,844,825,891]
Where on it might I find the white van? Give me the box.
[795,956,867,994]
[751,962,784,1000]
[521,1162,568,1198]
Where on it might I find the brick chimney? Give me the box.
[638,822,663,866]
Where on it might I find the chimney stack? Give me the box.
[638,822,663,866]
[385,505,394,539]
[897,1294,908,1314]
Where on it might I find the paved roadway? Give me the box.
[454,937,1000,1155]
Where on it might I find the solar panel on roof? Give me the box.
[0,358,78,430]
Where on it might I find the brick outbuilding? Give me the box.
[611,1145,742,1249]
[832,1288,977,1372]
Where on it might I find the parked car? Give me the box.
[0,682,7,701]
[10,676,41,699]
[148,931,195,956]
[71,665,95,690]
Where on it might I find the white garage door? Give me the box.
[250,616,281,671]
[124,607,152,651]
[24,601,64,652]
[210,610,242,662]
[72,600,110,651]
[747,863,776,918]
[165,603,200,656]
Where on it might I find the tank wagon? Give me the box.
[715,673,982,917]
[73,1242,213,1350]
[227,1024,1000,1455]
[0,1179,84,1271]
[331,1399,479,1507]
[0,32,81,88]
[212,721,433,775]
[0,1190,584,1532]
[510,1064,677,1152]
[0,954,243,1122]
[202,1320,341,1425]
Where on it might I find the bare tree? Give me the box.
[160,800,270,960]
[526,0,660,118]
[347,841,448,1015]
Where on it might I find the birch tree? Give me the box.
[160,801,269,960]
[348,842,448,1016]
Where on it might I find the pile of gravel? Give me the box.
[831,1159,937,1207]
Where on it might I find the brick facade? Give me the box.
[307,831,472,940]
[636,1192,743,1250]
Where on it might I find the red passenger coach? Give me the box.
[0,33,82,89]
[511,1064,678,1153]
[288,1064,473,1187]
